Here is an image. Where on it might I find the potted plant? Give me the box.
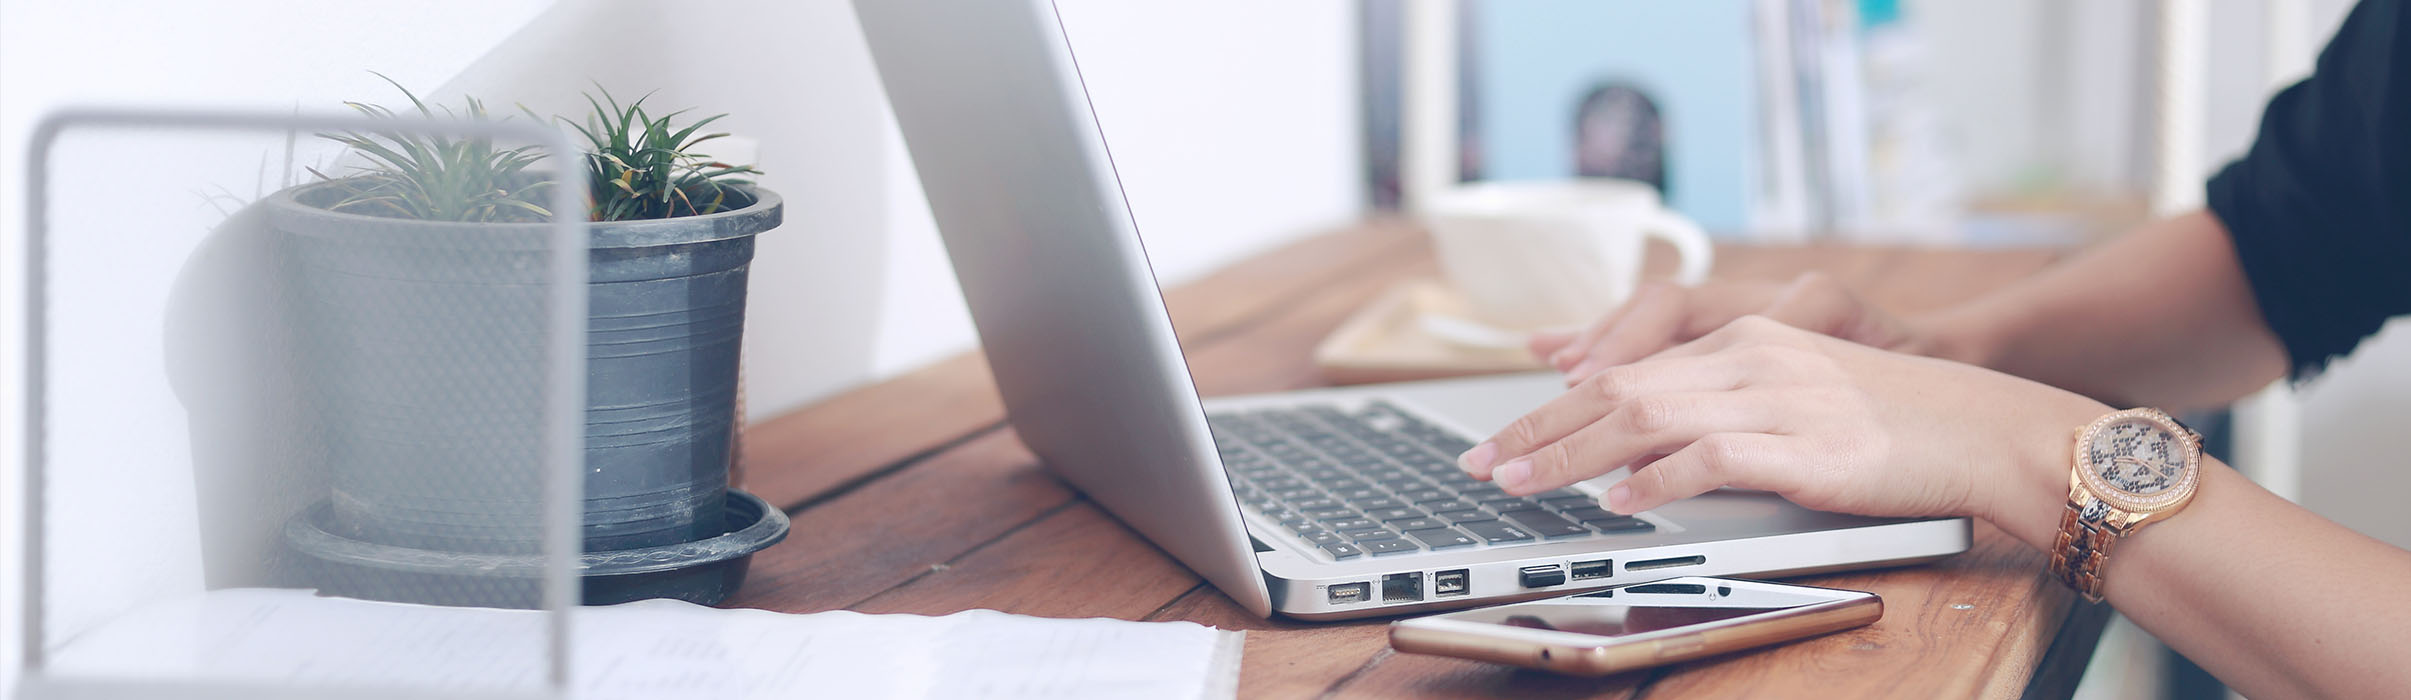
[271,78,787,606]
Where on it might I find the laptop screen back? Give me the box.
[853,0,1273,617]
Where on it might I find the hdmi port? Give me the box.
[1625,555,1705,572]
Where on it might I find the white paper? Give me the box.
[44,589,1242,700]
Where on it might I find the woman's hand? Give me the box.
[1531,272,1937,385]
[1460,316,2107,526]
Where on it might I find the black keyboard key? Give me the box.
[1418,434,1476,455]
[1588,517,1657,534]
[1456,484,1509,501]
[1482,497,1544,514]
[1366,507,1427,522]
[1348,497,1405,511]
[1535,488,1592,504]
[1332,487,1385,502]
[1401,489,1454,504]
[1319,542,1364,560]
[1275,488,1321,501]
[1345,528,1400,543]
[1385,517,1446,532]
[1430,472,1481,487]
[1418,499,1476,513]
[1556,506,1622,523]
[1288,497,1341,511]
[1437,510,1496,525]
[1324,518,1378,532]
[1359,538,1422,556]
[1373,473,1428,489]
[1505,510,1591,539]
[1312,476,1370,491]
[1287,520,1326,535]
[1304,507,1358,521]
[1254,476,1306,491]
[1460,520,1537,544]
[1404,527,1479,550]
[1300,530,1344,545]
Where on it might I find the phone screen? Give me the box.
[1436,581,1834,638]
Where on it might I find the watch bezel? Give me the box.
[2073,408,2202,514]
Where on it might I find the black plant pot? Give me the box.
[267,181,783,558]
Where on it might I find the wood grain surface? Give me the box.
[726,220,2080,698]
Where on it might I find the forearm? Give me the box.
[1918,211,2289,411]
[1987,443,2411,698]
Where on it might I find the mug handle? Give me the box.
[1641,208,1715,286]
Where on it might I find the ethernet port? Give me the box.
[1381,572,1423,602]
[1433,569,1470,597]
[1328,582,1371,605]
[1571,559,1612,580]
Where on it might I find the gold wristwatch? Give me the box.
[2049,408,2203,602]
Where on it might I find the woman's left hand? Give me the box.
[1456,315,2110,526]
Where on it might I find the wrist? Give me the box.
[1979,388,2114,553]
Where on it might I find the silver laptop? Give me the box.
[853,0,1969,620]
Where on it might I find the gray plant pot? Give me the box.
[267,181,782,556]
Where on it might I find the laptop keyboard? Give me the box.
[1211,401,1656,561]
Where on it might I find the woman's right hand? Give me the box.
[1531,272,1936,384]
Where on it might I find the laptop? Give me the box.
[852,0,1969,620]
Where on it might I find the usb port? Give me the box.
[1519,564,1566,588]
[1571,559,1612,580]
[1433,569,1470,597]
[1328,582,1370,605]
[1382,573,1423,602]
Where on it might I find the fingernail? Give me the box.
[1494,458,1532,489]
[1604,485,1634,513]
[1458,441,1498,473]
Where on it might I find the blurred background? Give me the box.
[3,1,2402,698]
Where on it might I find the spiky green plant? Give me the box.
[311,73,554,223]
[564,87,762,221]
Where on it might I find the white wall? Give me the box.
[2,0,1359,685]
[0,0,559,686]
[3,0,1363,424]
[434,0,1362,417]
[1908,0,2353,197]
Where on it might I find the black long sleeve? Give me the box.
[2206,0,2411,380]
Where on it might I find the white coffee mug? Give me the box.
[1422,179,1714,330]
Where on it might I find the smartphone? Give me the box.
[1388,577,1881,676]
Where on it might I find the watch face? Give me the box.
[2077,410,2200,510]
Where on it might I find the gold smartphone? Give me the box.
[1388,577,1881,676]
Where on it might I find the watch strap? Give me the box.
[2049,499,2114,602]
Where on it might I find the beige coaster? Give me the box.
[1313,279,1551,385]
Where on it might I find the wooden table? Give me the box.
[723,221,2106,699]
